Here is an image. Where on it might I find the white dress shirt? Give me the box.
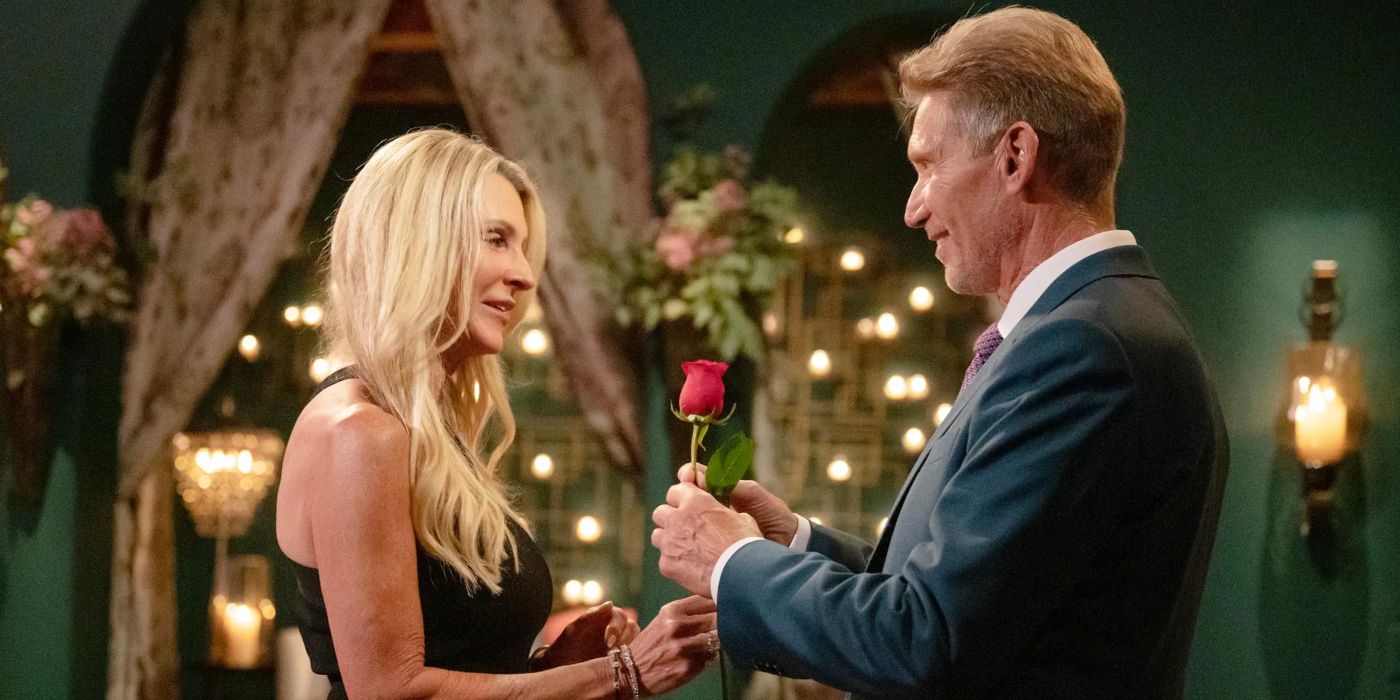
[710,229,1137,602]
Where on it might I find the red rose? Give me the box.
[679,360,729,418]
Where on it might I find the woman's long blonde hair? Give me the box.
[323,129,547,593]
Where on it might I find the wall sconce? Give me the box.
[1279,261,1364,536]
[172,430,284,668]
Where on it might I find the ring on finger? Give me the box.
[705,630,720,658]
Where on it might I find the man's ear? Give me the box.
[998,121,1039,196]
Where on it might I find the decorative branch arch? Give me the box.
[108,1,651,695]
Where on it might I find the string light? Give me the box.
[581,580,604,606]
[808,350,832,378]
[530,453,554,480]
[909,286,934,312]
[839,248,865,272]
[300,304,324,327]
[282,306,302,327]
[902,427,926,454]
[884,375,908,401]
[826,456,852,482]
[907,374,929,400]
[521,328,549,356]
[562,579,583,605]
[576,516,602,543]
[308,357,332,383]
[934,402,953,426]
[784,226,806,245]
[237,335,261,362]
[875,313,899,340]
[856,318,876,340]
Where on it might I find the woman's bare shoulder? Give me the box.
[279,384,410,564]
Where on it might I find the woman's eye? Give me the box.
[486,232,508,247]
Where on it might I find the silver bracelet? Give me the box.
[608,648,623,699]
[619,644,642,699]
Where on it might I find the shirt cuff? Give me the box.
[710,537,766,602]
[789,514,811,551]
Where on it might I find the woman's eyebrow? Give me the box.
[484,219,518,236]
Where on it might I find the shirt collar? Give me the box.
[996,229,1137,338]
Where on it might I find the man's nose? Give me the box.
[904,182,929,229]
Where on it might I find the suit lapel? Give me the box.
[867,246,1158,572]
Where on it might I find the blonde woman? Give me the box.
[277,129,716,698]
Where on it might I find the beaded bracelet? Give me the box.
[607,648,623,699]
[619,644,641,699]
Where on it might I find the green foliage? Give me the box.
[598,141,798,361]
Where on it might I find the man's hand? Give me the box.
[651,482,762,596]
[679,463,797,546]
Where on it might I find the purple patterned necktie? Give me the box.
[961,323,1004,391]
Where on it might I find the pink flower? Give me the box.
[4,238,51,296]
[14,199,53,227]
[713,179,746,213]
[655,229,697,271]
[61,209,114,262]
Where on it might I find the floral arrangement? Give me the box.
[1,158,131,510]
[607,144,798,361]
[1,161,131,329]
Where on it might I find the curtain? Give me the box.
[108,2,391,696]
[427,0,653,483]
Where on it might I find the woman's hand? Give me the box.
[537,602,639,669]
[628,595,718,696]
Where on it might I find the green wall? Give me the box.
[2,0,1397,697]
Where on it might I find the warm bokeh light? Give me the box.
[576,516,602,543]
[282,305,301,326]
[902,427,926,454]
[826,456,852,482]
[300,304,324,327]
[909,286,935,312]
[907,374,929,400]
[581,580,604,605]
[762,311,780,337]
[530,453,555,480]
[521,328,550,356]
[877,517,889,537]
[856,317,876,340]
[308,357,332,383]
[884,375,908,401]
[839,248,865,272]
[808,516,824,526]
[934,402,953,426]
[562,579,583,605]
[808,349,832,378]
[237,334,260,362]
[875,313,899,340]
[784,226,806,245]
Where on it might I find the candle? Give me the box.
[1294,380,1347,466]
[222,602,262,668]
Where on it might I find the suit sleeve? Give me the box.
[804,521,873,572]
[716,318,1139,697]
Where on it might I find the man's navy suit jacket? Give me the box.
[717,245,1228,698]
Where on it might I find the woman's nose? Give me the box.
[505,250,535,291]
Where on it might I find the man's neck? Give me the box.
[995,203,1114,304]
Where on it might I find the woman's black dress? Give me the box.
[289,367,553,699]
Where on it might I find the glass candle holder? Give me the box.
[209,554,276,669]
